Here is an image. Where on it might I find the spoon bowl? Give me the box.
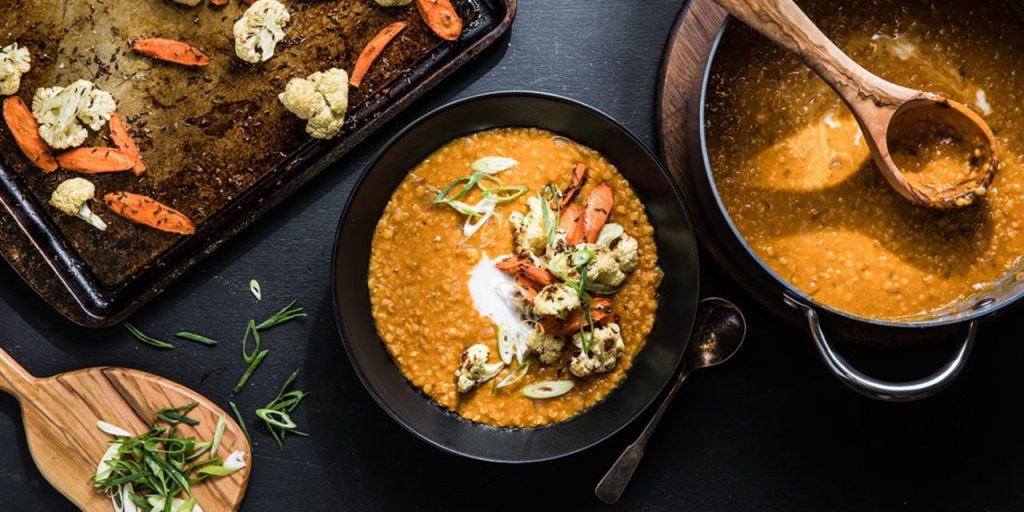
[0,347,251,511]
[712,0,997,209]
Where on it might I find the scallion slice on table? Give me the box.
[255,369,309,448]
[174,332,219,346]
[254,301,307,331]
[521,380,575,399]
[249,279,262,301]
[124,323,175,350]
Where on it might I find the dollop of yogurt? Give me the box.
[467,254,532,357]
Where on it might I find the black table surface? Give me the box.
[4,1,1024,510]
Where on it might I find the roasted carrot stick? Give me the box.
[495,256,555,286]
[2,97,58,173]
[539,298,615,336]
[416,0,463,41]
[350,22,407,88]
[560,203,584,245]
[132,38,210,67]
[108,113,146,175]
[210,0,228,5]
[56,148,135,174]
[557,163,588,209]
[104,192,196,235]
[582,183,613,244]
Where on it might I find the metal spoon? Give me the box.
[595,297,746,504]
[712,0,997,209]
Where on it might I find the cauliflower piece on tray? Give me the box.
[511,196,548,256]
[375,0,413,5]
[569,323,625,377]
[532,283,581,319]
[455,344,503,393]
[31,80,116,149]
[234,0,290,64]
[278,68,350,139]
[0,43,31,96]
[526,329,564,365]
[49,178,107,231]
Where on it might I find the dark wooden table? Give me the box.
[4,1,1024,510]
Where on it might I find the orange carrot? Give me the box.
[210,0,228,5]
[557,163,588,209]
[104,192,196,235]
[416,0,463,41]
[560,203,584,245]
[132,38,210,67]
[56,148,135,174]
[582,183,613,244]
[350,22,407,88]
[109,113,146,175]
[2,97,58,173]
[539,298,615,336]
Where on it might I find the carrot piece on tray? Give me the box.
[104,191,196,235]
[109,113,146,175]
[56,147,135,174]
[416,0,463,41]
[210,0,228,5]
[132,38,210,67]
[2,97,59,173]
[350,22,407,88]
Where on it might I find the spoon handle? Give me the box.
[0,346,34,397]
[595,369,692,504]
[711,0,916,109]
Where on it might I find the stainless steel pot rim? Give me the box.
[695,18,1023,329]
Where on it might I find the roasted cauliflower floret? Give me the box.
[569,323,625,377]
[526,329,565,365]
[532,283,581,319]
[234,0,290,63]
[31,80,116,149]
[374,0,413,5]
[455,344,503,393]
[511,196,548,256]
[611,234,639,272]
[0,43,31,96]
[278,68,350,139]
[586,235,639,287]
[49,178,107,231]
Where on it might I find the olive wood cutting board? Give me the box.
[0,347,251,511]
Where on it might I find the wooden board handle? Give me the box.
[0,346,34,397]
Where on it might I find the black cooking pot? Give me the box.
[332,92,700,462]
[677,15,1024,402]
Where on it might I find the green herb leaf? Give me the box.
[249,279,262,301]
[174,332,219,346]
[124,323,175,350]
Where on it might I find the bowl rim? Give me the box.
[330,90,699,463]
[696,19,1014,329]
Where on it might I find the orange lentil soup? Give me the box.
[706,0,1024,320]
[368,128,662,427]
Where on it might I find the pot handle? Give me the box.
[784,297,976,402]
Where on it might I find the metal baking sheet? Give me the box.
[0,0,516,326]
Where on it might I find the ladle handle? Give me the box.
[786,298,976,401]
[0,346,34,397]
[710,0,917,113]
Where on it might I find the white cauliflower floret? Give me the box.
[511,196,548,256]
[234,0,290,64]
[32,80,116,149]
[49,178,107,231]
[612,234,639,272]
[375,0,413,5]
[278,68,350,139]
[587,235,639,287]
[569,323,625,377]
[455,344,503,393]
[532,283,580,319]
[526,329,564,365]
[0,43,31,96]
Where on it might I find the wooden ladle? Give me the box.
[712,0,997,209]
[0,347,251,511]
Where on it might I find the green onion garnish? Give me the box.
[155,403,200,426]
[228,401,251,448]
[254,301,307,331]
[174,332,219,346]
[540,184,561,247]
[521,380,575,399]
[233,349,269,393]
[124,323,175,350]
[482,185,529,202]
[250,279,262,301]
[255,369,308,448]
[494,360,531,390]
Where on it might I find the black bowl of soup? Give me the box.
[679,0,1024,400]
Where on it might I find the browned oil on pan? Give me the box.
[0,0,516,327]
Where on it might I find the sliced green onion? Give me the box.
[155,403,199,426]
[482,185,528,202]
[463,198,497,238]
[471,156,518,174]
[521,380,575,399]
[255,408,297,430]
[571,248,595,267]
[497,325,514,365]
[123,323,175,350]
[228,402,251,448]
[494,360,531,390]
[432,175,476,203]
[250,279,262,301]
[234,349,269,393]
[254,301,307,331]
[174,331,219,346]
[210,415,227,456]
